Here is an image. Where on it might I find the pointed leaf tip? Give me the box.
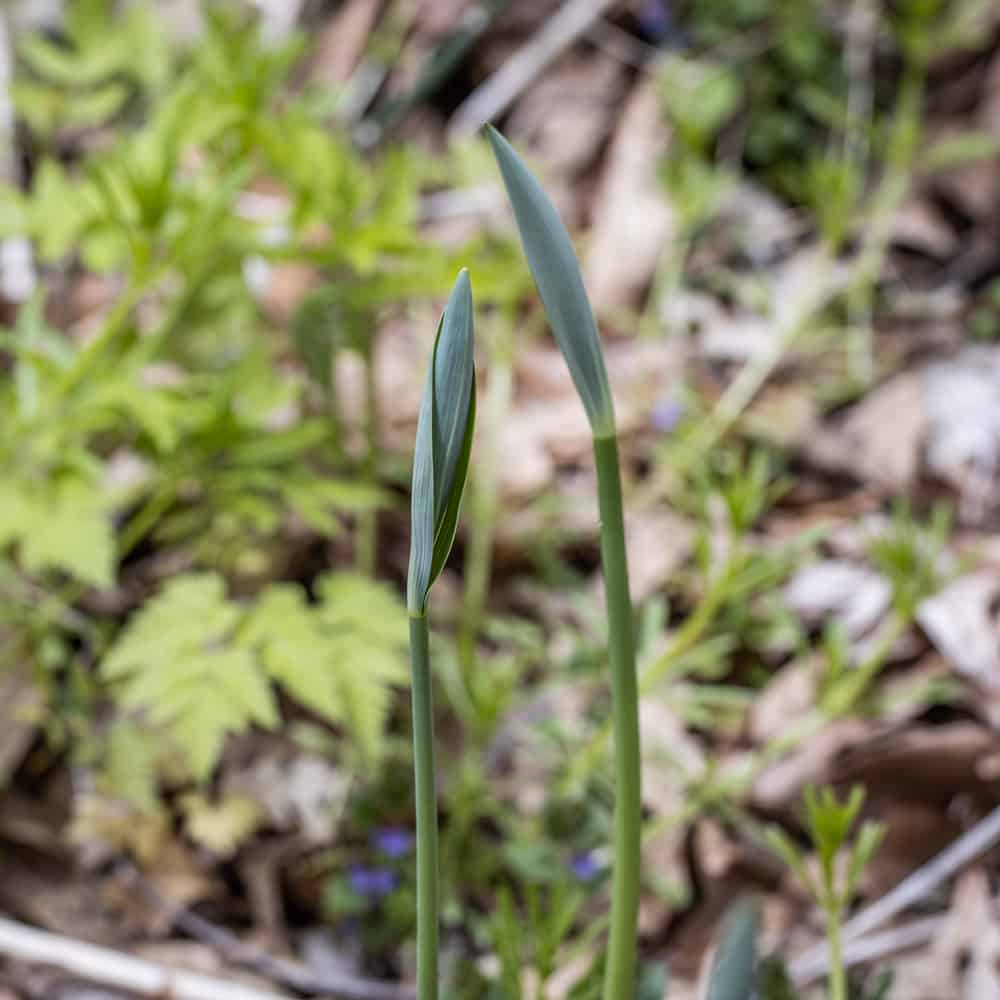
[407,269,477,614]
[487,128,614,437]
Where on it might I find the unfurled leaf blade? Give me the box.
[486,125,613,436]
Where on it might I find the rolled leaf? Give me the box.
[486,125,614,437]
[407,269,476,614]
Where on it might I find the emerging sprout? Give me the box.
[486,125,615,438]
[407,268,476,615]
[407,268,476,1000]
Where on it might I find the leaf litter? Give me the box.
[6,1,1000,998]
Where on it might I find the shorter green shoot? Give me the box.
[822,503,951,717]
[765,786,884,1000]
[407,269,476,1000]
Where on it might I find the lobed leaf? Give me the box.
[102,571,407,779]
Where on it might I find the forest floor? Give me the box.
[3,1,1000,998]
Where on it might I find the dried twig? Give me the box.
[449,0,620,136]
[0,916,292,1000]
[791,803,1000,978]
[123,864,414,1000]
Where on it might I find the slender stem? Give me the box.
[408,614,439,1000]
[593,433,640,1000]
[827,908,847,1000]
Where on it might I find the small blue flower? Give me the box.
[349,865,398,899]
[650,396,685,433]
[569,853,601,883]
[638,1,681,45]
[372,827,413,859]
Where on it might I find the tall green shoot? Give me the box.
[486,125,640,1000]
[407,269,476,1000]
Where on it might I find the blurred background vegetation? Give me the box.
[1,1,1000,998]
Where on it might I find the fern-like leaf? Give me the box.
[102,574,279,779]
[103,571,408,780]
[2,475,114,588]
[243,572,408,766]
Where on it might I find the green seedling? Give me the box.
[869,501,949,621]
[407,269,476,1000]
[765,786,884,1000]
[487,126,640,1000]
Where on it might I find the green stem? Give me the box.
[116,484,177,560]
[594,433,641,1000]
[409,614,439,1000]
[827,907,846,1000]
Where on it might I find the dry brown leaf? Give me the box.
[622,509,695,603]
[751,719,870,811]
[69,789,172,868]
[258,261,318,328]
[638,701,703,935]
[505,53,626,179]
[743,382,821,450]
[830,372,927,493]
[0,862,125,944]
[860,800,958,899]
[224,754,350,843]
[930,122,1000,222]
[834,723,1000,805]
[917,571,1000,689]
[892,196,957,258]
[179,793,263,858]
[784,560,892,639]
[641,700,705,814]
[750,659,817,745]
[804,371,928,494]
[890,869,1000,1000]
[699,317,776,364]
[584,78,675,314]
[307,0,381,86]
[925,345,1000,525]
[0,665,42,787]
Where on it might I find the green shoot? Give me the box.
[487,125,640,1000]
[407,269,476,1000]
[765,786,884,1000]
